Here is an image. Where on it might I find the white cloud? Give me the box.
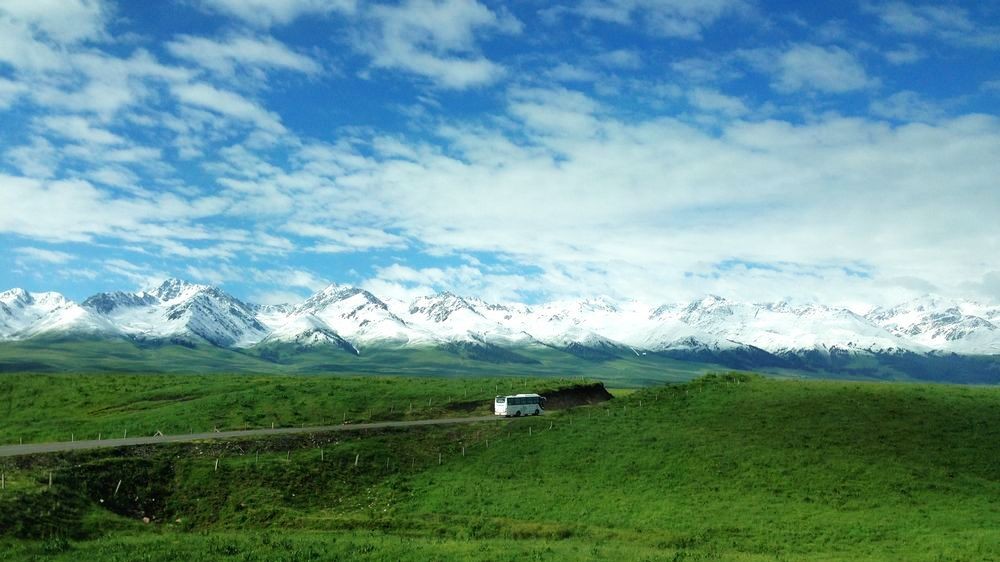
[687,88,748,116]
[0,174,231,246]
[0,77,28,109]
[268,90,999,306]
[87,166,138,188]
[14,246,75,264]
[171,83,286,133]
[284,223,408,253]
[40,115,124,145]
[103,258,168,288]
[868,2,1000,48]
[362,0,521,89]
[547,63,602,83]
[6,137,58,178]
[767,44,874,93]
[884,43,924,64]
[594,49,643,69]
[166,34,322,77]
[251,268,328,291]
[870,90,943,122]
[197,0,355,27]
[576,0,748,39]
[0,17,66,71]
[0,0,108,44]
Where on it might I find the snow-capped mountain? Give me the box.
[866,296,1000,354]
[1,281,998,362]
[653,296,921,355]
[258,314,358,354]
[81,279,268,347]
[0,288,119,339]
[290,284,428,347]
[404,292,534,346]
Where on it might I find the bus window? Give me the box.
[495,397,505,403]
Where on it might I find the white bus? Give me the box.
[494,393,545,417]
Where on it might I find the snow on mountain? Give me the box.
[0,288,119,339]
[654,296,919,355]
[866,296,1000,354]
[83,279,268,347]
[404,292,535,346]
[2,280,999,356]
[292,284,428,347]
[259,314,358,353]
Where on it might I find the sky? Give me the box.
[0,0,998,308]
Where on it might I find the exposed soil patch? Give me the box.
[540,383,613,410]
[445,382,613,413]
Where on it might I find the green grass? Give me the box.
[2,373,998,560]
[0,372,585,444]
[0,337,740,386]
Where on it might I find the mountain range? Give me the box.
[1,279,998,382]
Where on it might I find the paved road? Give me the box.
[0,415,504,458]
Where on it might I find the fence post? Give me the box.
[48,471,52,488]
[114,479,122,497]
[214,459,219,472]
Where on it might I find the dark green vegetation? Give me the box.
[0,337,719,387]
[2,373,999,561]
[3,336,999,385]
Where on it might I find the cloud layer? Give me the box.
[0,0,997,307]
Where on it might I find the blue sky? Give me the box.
[0,0,998,307]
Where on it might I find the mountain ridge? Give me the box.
[1,280,998,381]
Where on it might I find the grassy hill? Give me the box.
[2,373,998,561]
[0,338,723,386]
[0,372,586,444]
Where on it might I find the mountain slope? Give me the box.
[0,282,997,381]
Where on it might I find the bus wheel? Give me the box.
[533,409,540,416]
[514,411,521,417]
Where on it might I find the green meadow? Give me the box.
[2,373,998,561]
[0,372,582,444]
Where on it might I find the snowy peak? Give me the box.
[260,314,358,354]
[408,292,482,323]
[82,291,158,314]
[0,288,117,339]
[0,282,998,356]
[149,278,204,302]
[0,288,33,308]
[281,284,419,348]
[80,280,267,348]
[866,296,999,353]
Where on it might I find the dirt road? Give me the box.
[0,415,505,458]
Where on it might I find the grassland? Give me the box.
[0,372,586,444]
[2,373,998,561]
[0,337,722,386]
